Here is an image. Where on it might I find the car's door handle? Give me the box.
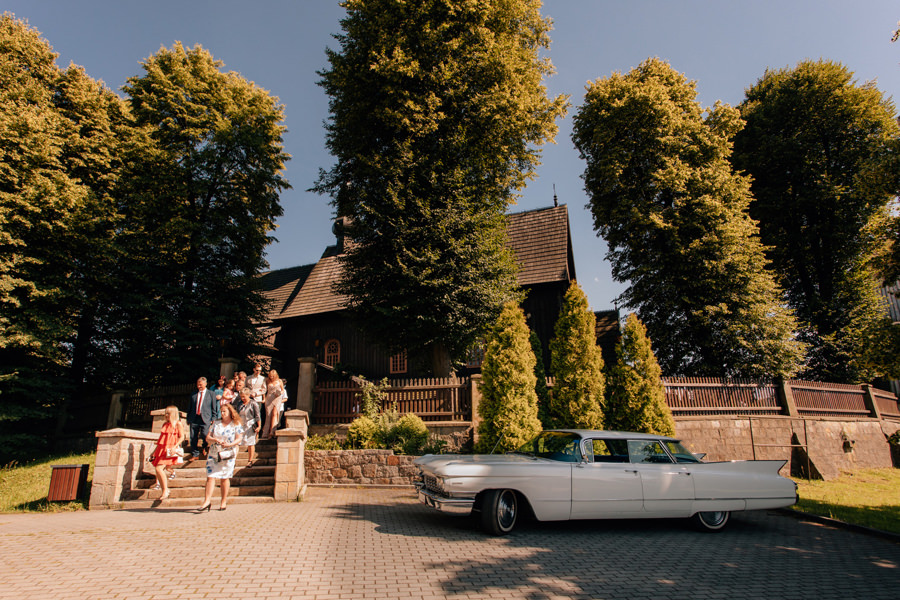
[624,469,638,474]
[666,472,691,476]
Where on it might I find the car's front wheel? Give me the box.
[481,489,518,535]
[691,510,730,532]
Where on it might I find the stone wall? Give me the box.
[675,416,895,480]
[305,449,419,486]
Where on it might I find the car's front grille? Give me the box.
[423,473,444,496]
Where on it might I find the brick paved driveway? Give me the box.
[0,487,897,600]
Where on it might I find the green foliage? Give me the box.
[548,282,604,429]
[476,302,543,453]
[305,433,348,451]
[605,313,675,437]
[348,406,430,454]
[315,0,567,372]
[118,42,291,384]
[358,376,389,419]
[732,59,900,383]
[572,57,804,378]
[348,415,379,449]
[530,329,552,429]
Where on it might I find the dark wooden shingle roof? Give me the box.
[506,204,575,286]
[260,204,575,322]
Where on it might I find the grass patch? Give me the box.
[792,468,900,535]
[0,452,95,513]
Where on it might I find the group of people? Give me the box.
[147,363,289,510]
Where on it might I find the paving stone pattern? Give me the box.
[0,488,897,600]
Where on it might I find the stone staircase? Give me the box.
[123,439,277,508]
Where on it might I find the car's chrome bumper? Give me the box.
[416,486,474,516]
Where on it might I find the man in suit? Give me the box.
[187,377,220,460]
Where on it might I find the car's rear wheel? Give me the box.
[691,510,730,532]
[481,489,518,535]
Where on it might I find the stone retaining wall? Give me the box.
[676,416,895,479]
[305,449,419,486]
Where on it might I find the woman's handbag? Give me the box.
[216,446,236,461]
[166,446,185,458]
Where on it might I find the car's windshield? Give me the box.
[663,440,702,463]
[515,431,582,462]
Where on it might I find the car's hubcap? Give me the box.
[498,491,516,529]
[701,511,726,527]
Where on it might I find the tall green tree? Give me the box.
[315,0,568,375]
[0,15,136,456]
[120,43,290,384]
[732,60,900,382]
[605,313,675,436]
[476,302,542,453]
[548,282,604,429]
[572,57,804,378]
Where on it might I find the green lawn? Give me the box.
[0,452,95,513]
[792,468,900,535]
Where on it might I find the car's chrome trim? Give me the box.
[417,488,474,516]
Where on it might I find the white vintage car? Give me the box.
[415,430,798,535]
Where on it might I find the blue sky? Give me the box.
[7,1,899,311]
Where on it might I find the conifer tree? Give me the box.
[476,303,542,453]
[530,329,552,428]
[549,282,604,429]
[605,313,675,436]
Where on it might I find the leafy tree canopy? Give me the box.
[572,57,804,378]
[315,0,567,373]
[732,59,900,382]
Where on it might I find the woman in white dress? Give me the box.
[237,388,261,467]
[197,403,243,512]
[261,369,284,440]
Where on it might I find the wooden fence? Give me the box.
[662,377,781,416]
[313,377,471,425]
[115,375,899,428]
[121,384,195,429]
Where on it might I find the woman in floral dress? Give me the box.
[197,403,243,511]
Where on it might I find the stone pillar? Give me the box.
[90,428,158,509]
[296,357,317,414]
[274,410,309,501]
[470,374,482,447]
[777,379,800,417]
[219,357,239,379]
[107,390,128,429]
[862,385,883,420]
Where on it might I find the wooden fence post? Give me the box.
[107,390,128,429]
[776,379,800,417]
[862,385,883,420]
[470,374,482,445]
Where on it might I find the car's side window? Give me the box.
[588,439,629,463]
[627,440,674,464]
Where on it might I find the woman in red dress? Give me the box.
[150,405,185,501]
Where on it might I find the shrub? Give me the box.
[305,433,347,450]
[348,415,379,449]
[392,413,429,455]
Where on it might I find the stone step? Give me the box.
[135,475,276,490]
[120,495,276,509]
[124,484,275,502]
[140,465,275,481]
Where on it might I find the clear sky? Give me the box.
[6,1,899,311]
